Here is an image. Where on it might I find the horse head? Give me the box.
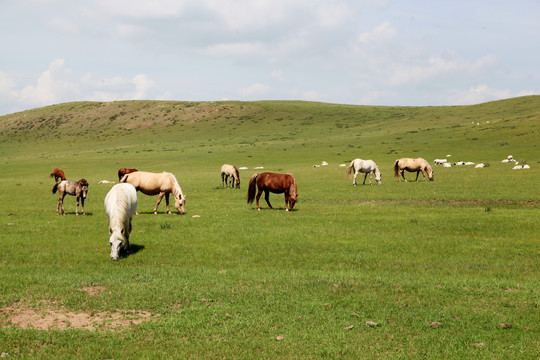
[79,179,89,198]
[375,168,382,185]
[175,194,186,215]
[235,178,241,189]
[427,168,434,181]
[109,231,123,261]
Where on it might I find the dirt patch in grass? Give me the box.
[0,300,152,332]
[80,286,107,296]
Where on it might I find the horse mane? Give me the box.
[106,191,129,237]
[233,166,240,179]
[166,172,184,199]
[286,173,297,197]
[52,183,59,194]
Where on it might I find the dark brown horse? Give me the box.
[49,168,66,183]
[247,172,297,211]
[118,168,138,181]
[52,179,89,215]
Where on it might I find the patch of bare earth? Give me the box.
[0,298,153,332]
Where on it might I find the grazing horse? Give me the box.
[120,171,186,214]
[118,168,138,182]
[104,183,138,260]
[52,179,89,215]
[247,172,297,211]
[49,168,66,183]
[394,158,434,182]
[346,159,382,185]
[221,164,240,189]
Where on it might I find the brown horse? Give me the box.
[247,172,297,211]
[118,168,138,181]
[49,168,66,183]
[221,164,240,189]
[394,158,434,182]
[52,179,89,215]
[120,171,186,214]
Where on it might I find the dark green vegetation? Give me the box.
[0,97,539,359]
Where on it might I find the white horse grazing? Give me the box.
[346,159,382,185]
[104,183,138,260]
[220,164,240,189]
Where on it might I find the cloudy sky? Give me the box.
[0,0,538,116]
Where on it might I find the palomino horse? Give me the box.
[247,172,297,211]
[52,179,89,215]
[221,164,240,189]
[118,168,138,182]
[50,168,66,183]
[346,159,382,185]
[394,158,434,182]
[105,183,138,260]
[120,171,186,214]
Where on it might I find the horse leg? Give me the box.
[284,193,290,211]
[80,196,85,215]
[415,171,420,182]
[353,171,357,186]
[58,193,66,216]
[165,193,172,214]
[363,173,368,185]
[255,188,263,210]
[154,192,166,214]
[56,194,62,215]
[264,190,273,209]
[125,219,132,254]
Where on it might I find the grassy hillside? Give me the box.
[0,97,539,359]
[1,96,539,167]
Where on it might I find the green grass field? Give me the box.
[0,97,539,359]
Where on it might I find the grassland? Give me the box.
[0,97,539,359]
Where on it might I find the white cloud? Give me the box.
[238,83,271,97]
[116,24,146,38]
[301,90,326,102]
[271,70,285,81]
[358,21,397,44]
[444,84,534,105]
[132,74,156,99]
[97,0,186,18]
[0,72,17,100]
[46,16,79,33]
[317,2,351,27]
[202,42,268,58]
[388,53,496,86]
[19,59,79,107]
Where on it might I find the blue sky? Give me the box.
[1,0,538,115]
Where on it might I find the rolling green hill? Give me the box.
[1,96,539,167]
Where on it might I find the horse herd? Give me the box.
[49,157,432,260]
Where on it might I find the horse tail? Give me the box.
[394,160,400,177]
[52,183,59,194]
[247,173,258,204]
[346,160,355,177]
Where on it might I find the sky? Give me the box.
[1,0,539,116]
